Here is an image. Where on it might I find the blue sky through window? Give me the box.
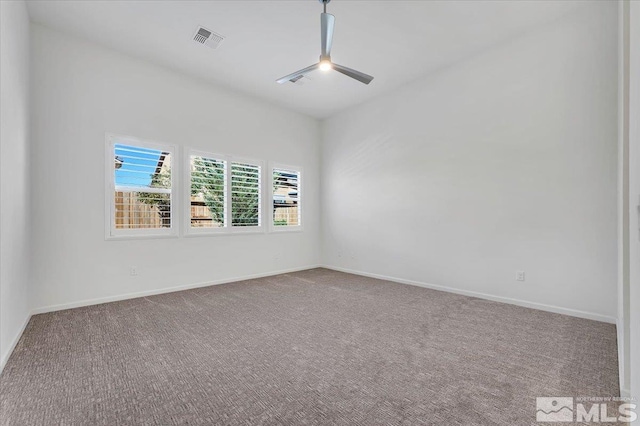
[114,144,162,188]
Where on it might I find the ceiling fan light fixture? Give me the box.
[319,59,332,71]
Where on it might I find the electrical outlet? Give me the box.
[516,270,525,281]
[130,266,138,276]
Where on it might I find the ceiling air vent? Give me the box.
[193,26,224,49]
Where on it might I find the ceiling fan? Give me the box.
[276,0,374,85]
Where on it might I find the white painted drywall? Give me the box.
[0,0,32,368]
[618,0,631,398]
[628,0,640,417]
[29,24,321,311]
[321,2,619,320]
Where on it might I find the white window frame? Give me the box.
[184,149,228,236]
[269,163,303,233]
[229,157,265,234]
[105,133,178,240]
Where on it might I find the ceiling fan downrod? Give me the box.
[320,0,330,14]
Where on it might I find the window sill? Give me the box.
[105,233,179,241]
[269,226,303,234]
[183,227,267,237]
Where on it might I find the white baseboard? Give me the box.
[322,265,617,324]
[32,264,322,315]
[617,318,629,396]
[0,312,32,374]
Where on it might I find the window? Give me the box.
[106,135,296,238]
[106,135,176,239]
[189,153,227,232]
[272,166,301,228]
[185,152,263,235]
[231,161,262,228]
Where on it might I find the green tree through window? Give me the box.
[137,153,171,227]
[190,156,225,225]
[189,158,260,227]
[231,163,260,226]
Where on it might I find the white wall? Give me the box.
[628,0,640,417]
[618,0,631,398]
[29,24,321,312]
[0,0,32,368]
[321,2,619,321]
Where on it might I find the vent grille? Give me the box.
[193,26,225,49]
[194,28,212,44]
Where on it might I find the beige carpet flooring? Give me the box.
[0,268,619,425]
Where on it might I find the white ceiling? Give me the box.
[26,0,584,119]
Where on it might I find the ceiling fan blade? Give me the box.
[276,63,319,84]
[321,13,335,58]
[332,63,374,85]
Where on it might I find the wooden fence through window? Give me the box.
[115,192,163,229]
[115,192,299,228]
